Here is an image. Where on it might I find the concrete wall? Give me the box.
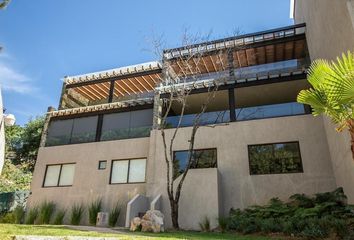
[146,114,336,228]
[295,0,354,203]
[28,137,150,226]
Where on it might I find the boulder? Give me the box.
[141,210,164,233]
[130,217,141,231]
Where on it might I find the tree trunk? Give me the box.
[349,119,354,160]
[170,200,179,229]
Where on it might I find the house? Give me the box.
[28,0,354,229]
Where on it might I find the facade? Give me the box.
[28,3,354,229]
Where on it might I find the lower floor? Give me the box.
[28,114,349,229]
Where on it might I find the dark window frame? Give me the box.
[173,148,218,179]
[98,160,107,170]
[109,158,147,185]
[42,163,76,188]
[247,141,303,175]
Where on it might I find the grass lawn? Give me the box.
[0,224,279,240]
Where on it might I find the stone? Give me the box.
[141,210,164,233]
[130,217,141,231]
[96,212,109,227]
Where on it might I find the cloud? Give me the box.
[0,62,37,94]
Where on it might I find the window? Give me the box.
[173,149,217,179]
[43,163,76,187]
[46,116,98,146]
[248,142,303,175]
[98,160,107,170]
[110,159,146,184]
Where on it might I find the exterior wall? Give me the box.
[295,0,354,203]
[146,114,336,228]
[28,137,150,225]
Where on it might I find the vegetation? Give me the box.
[0,0,10,9]
[88,198,102,226]
[0,160,32,192]
[199,216,211,232]
[108,202,121,227]
[228,188,354,239]
[24,207,39,225]
[297,51,354,159]
[38,201,56,224]
[70,203,84,225]
[53,209,66,225]
[0,224,272,240]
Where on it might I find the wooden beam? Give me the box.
[140,75,155,90]
[127,78,144,93]
[120,80,136,94]
[134,76,150,91]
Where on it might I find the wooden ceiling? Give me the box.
[67,73,162,102]
[167,39,307,77]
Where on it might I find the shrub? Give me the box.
[25,207,39,224]
[70,203,84,225]
[88,198,102,226]
[217,216,228,233]
[53,209,66,225]
[38,201,56,224]
[108,202,121,227]
[199,216,211,232]
[228,188,353,238]
[0,212,16,223]
[13,205,25,224]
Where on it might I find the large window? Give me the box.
[110,159,146,184]
[43,163,76,187]
[248,142,303,175]
[100,109,153,141]
[46,116,98,146]
[173,149,217,179]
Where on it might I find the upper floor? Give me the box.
[43,23,311,147]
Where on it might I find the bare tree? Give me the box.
[150,30,232,229]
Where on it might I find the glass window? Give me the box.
[58,164,76,186]
[173,149,217,179]
[111,160,129,184]
[70,116,98,144]
[46,119,74,146]
[43,163,76,187]
[43,165,61,187]
[98,160,107,170]
[110,159,146,184]
[128,159,146,183]
[101,112,130,141]
[248,142,303,175]
[129,109,153,138]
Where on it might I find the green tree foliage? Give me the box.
[0,0,10,9]
[297,51,354,159]
[5,116,45,172]
[0,160,32,192]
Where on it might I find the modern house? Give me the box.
[28,0,354,229]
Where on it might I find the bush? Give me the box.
[88,198,102,226]
[108,202,121,227]
[25,207,39,224]
[13,205,25,224]
[228,188,354,238]
[0,212,16,223]
[53,209,66,225]
[38,201,56,224]
[218,216,228,233]
[199,216,211,232]
[70,203,84,225]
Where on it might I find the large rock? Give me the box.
[142,210,164,233]
[130,217,141,231]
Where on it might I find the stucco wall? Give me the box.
[295,0,354,203]
[28,137,150,225]
[147,114,337,228]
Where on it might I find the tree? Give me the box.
[0,159,32,192]
[0,0,10,9]
[152,31,232,229]
[297,51,354,159]
[5,116,45,172]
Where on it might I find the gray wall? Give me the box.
[147,114,336,228]
[295,0,354,203]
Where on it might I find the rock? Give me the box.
[96,212,109,227]
[141,210,164,233]
[130,217,141,231]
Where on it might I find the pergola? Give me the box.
[163,23,307,81]
[61,61,162,109]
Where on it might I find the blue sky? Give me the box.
[0,0,293,125]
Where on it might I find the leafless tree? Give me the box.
[150,30,233,229]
